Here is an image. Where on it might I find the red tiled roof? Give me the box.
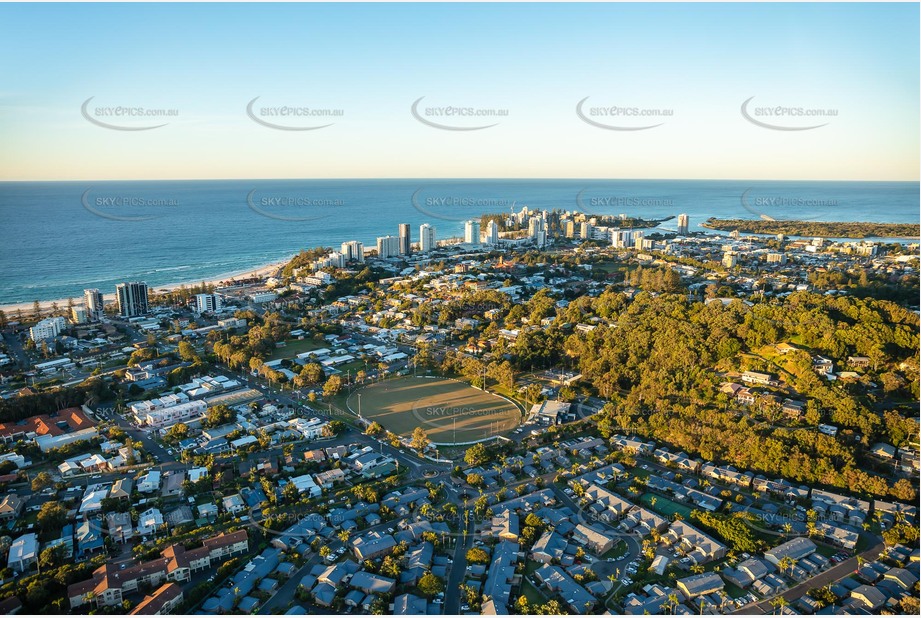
[0,407,95,439]
[202,529,248,551]
[129,583,182,615]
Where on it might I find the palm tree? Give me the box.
[777,556,795,577]
[668,593,680,615]
[771,596,788,615]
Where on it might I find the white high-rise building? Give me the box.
[722,252,738,268]
[116,282,149,318]
[633,231,645,251]
[766,252,787,264]
[84,289,104,321]
[580,221,593,240]
[30,316,66,342]
[194,293,222,314]
[677,213,689,235]
[464,220,481,244]
[398,223,412,255]
[340,241,365,263]
[612,230,634,248]
[528,217,546,248]
[71,306,88,324]
[486,220,500,245]
[376,235,402,258]
[420,224,436,252]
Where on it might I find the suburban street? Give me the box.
[732,541,887,615]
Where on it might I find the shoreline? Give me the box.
[0,257,293,316]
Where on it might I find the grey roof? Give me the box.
[350,570,396,594]
[482,540,520,612]
[677,572,725,598]
[393,593,428,615]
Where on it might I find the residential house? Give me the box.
[677,573,724,598]
[0,494,24,521]
[129,582,183,615]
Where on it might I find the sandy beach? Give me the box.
[0,257,292,317]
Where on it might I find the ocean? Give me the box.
[0,179,917,305]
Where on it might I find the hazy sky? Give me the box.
[0,2,918,181]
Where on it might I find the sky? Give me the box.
[0,2,918,181]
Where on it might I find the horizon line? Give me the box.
[1,176,919,184]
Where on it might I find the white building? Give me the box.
[218,317,247,330]
[194,293,222,314]
[136,508,165,537]
[29,316,67,342]
[142,400,207,428]
[289,417,329,440]
[464,220,481,244]
[71,305,88,324]
[486,220,500,245]
[138,470,162,493]
[304,271,334,287]
[250,291,278,303]
[377,235,402,258]
[341,240,365,263]
[528,216,547,248]
[420,224,436,252]
[7,533,38,572]
[116,282,149,317]
[611,230,634,249]
[677,213,689,235]
[398,223,412,255]
[633,231,645,250]
[84,288,104,320]
[288,474,322,498]
[766,252,787,264]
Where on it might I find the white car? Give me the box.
[461,605,470,612]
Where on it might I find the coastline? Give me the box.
[0,257,292,316]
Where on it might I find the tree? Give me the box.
[302,362,325,384]
[466,547,490,564]
[417,571,444,597]
[464,443,490,466]
[322,375,342,397]
[162,422,190,444]
[465,473,484,488]
[410,426,430,451]
[365,421,384,437]
[39,544,66,568]
[777,556,794,577]
[177,340,199,362]
[203,404,235,428]
[318,546,331,558]
[31,471,53,492]
[37,501,67,534]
